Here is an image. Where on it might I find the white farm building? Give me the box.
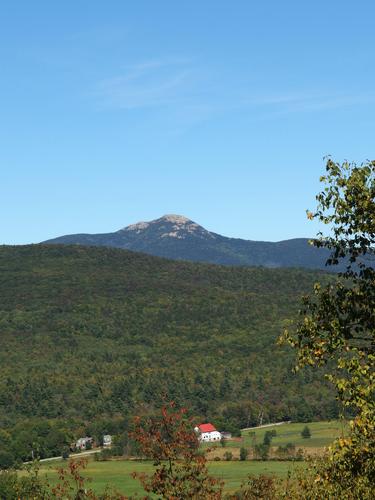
[195,423,222,442]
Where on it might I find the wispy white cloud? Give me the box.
[92,58,196,110]
[91,57,375,131]
[242,91,375,115]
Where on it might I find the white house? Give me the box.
[194,423,222,442]
[103,435,112,447]
[75,437,93,450]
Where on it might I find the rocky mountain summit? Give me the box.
[43,214,331,269]
[121,214,215,240]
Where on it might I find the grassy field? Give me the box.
[208,460,306,492]
[34,421,343,496]
[38,458,306,496]
[201,420,347,459]
[211,420,347,450]
[241,420,347,448]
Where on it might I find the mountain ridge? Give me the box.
[43,214,330,270]
[0,244,337,443]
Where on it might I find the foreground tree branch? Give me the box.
[280,158,375,497]
[131,403,223,499]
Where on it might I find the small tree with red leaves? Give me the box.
[131,403,223,499]
[51,458,97,499]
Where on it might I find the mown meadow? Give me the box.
[229,420,347,449]
[34,420,341,496]
[37,458,306,496]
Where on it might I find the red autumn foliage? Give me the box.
[52,457,97,499]
[131,402,223,499]
[51,457,127,499]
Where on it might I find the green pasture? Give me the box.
[218,420,347,450]
[38,458,305,496]
[32,421,345,496]
[243,420,347,448]
[209,460,306,492]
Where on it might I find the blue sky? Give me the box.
[1,1,374,244]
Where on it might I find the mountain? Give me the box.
[43,214,330,269]
[0,244,337,463]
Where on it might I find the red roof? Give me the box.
[198,423,217,433]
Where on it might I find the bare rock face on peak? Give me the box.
[120,215,216,241]
[43,214,331,269]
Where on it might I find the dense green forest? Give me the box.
[0,245,338,465]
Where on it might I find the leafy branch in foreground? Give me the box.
[131,402,223,499]
[280,158,375,497]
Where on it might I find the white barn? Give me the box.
[195,423,222,442]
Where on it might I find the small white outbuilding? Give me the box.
[103,435,112,447]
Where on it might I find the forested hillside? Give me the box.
[0,245,338,463]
